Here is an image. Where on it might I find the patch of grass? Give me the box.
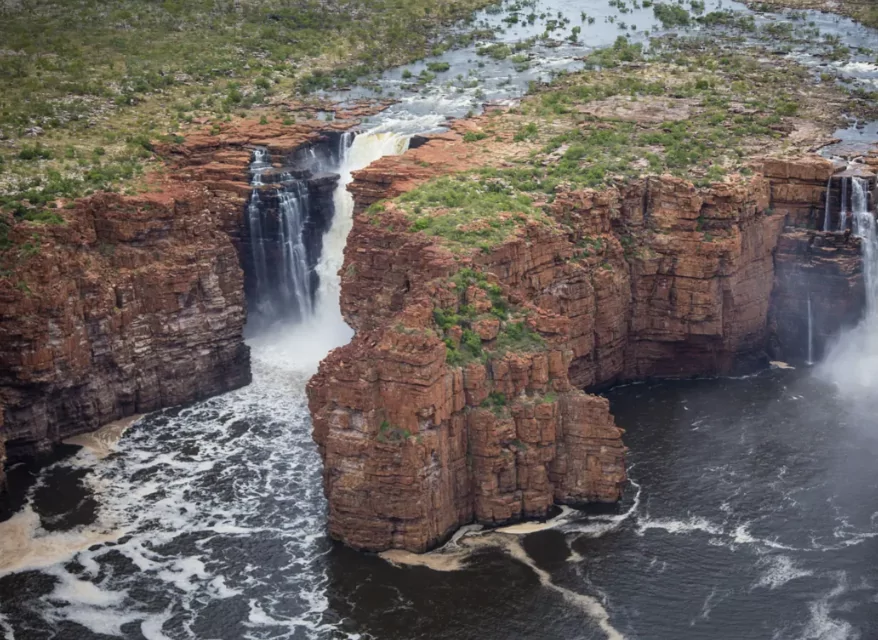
[432,268,547,366]
[377,420,414,444]
[427,61,451,73]
[463,130,489,143]
[477,43,512,60]
[398,174,548,252]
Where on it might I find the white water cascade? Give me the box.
[823,177,832,231]
[838,176,849,232]
[806,293,814,366]
[819,176,878,390]
[277,182,313,319]
[247,129,411,371]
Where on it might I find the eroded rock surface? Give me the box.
[306,127,823,552]
[0,188,250,459]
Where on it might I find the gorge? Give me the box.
[2,0,878,638]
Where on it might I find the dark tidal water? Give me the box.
[2,362,877,640]
[3,0,878,636]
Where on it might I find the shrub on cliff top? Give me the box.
[434,268,546,368]
[653,3,691,27]
[398,174,547,251]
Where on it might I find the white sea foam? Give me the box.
[0,505,123,577]
[0,613,14,640]
[495,505,576,534]
[636,515,723,537]
[800,573,859,640]
[564,478,642,539]
[754,555,814,590]
[0,130,413,639]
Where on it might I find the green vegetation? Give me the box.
[653,3,691,27]
[396,175,549,252]
[377,420,414,444]
[506,36,834,188]
[463,130,489,143]
[427,61,452,73]
[0,0,496,218]
[481,391,508,416]
[432,268,545,367]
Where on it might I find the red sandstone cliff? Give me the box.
[0,115,365,471]
[306,126,817,552]
[0,188,250,459]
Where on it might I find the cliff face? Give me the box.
[766,157,869,360]
[308,273,627,552]
[0,116,365,470]
[0,188,250,459]
[307,127,804,552]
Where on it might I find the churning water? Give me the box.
[3,0,878,638]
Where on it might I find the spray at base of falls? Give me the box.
[807,293,814,366]
[818,176,878,391]
[248,130,411,372]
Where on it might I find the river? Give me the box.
[1,0,877,638]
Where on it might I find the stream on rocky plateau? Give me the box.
[2,0,878,638]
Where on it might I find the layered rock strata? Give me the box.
[766,157,872,359]
[0,115,366,472]
[0,189,250,459]
[308,127,812,552]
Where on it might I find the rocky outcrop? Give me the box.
[308,277,627,552]
[0,188,250,459]
[0,112,375,482]
[307,125,807,552]
[765,157,871,360]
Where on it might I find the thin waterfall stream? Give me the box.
[3,0,878,637]
[806,293,814,366]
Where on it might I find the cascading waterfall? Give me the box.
[838,176,848,232]
[852,177,877,314]
[277,182,313,320]
[247,150,272,316]
[823,176,832,231]
[245,144,343,326]
[818,175,878,390]
[806,293,814,366]
[247,128,411,369]
[313,130,411,324]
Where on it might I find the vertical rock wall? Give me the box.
[0,189,250,459]
[766,157,869,360]
[308,134,805,551]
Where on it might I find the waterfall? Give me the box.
[838,176,848,232]
[277,182,313,320]
[806,293,814,366]
[818,175,878,390]
[313,131,411,325]
[852,177,877,313]
[823,177,832,232]
[247,150,272,316]
[247,129,411,370]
